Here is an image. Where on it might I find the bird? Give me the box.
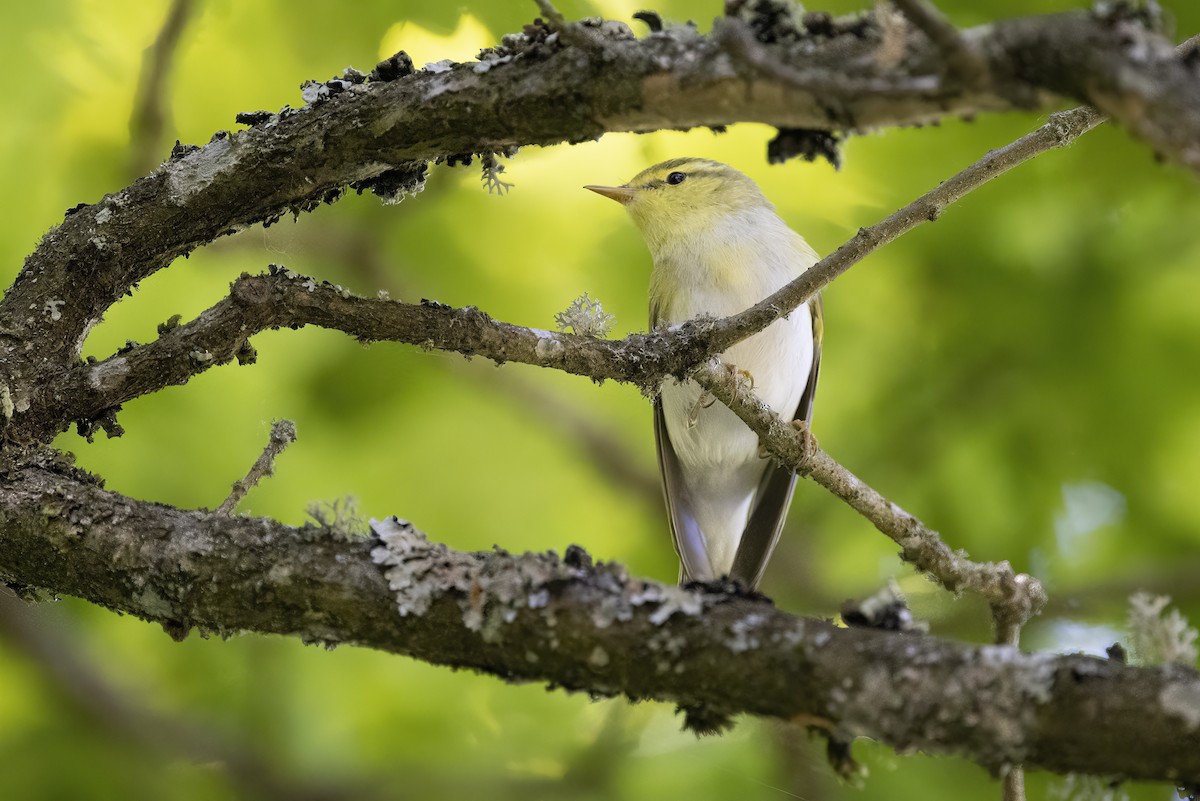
[586,157,822,589]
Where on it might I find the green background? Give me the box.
[1,0,1198,798]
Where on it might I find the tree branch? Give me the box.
[4,7,1199,397]
[889,0,987,88]
[22,17,1196,445]
[0,461,1195,784]
[217,419,298,515]
[129,0,196,178]
[38,269,684,444]
[0,88,1115,445]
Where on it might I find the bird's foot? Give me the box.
[791,419,819,463]
[686,390,718,428]
[681,575,772,603]
[761,420,818,462]
[722,363,755,391]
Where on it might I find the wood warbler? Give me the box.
[587,158,822,588]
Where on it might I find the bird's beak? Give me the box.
[585,184,637,205]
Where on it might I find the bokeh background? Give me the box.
[2,0,1199,798]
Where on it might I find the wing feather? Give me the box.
[654,399,715,581]
[729,295,823,587]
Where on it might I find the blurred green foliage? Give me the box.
[2,0,1199,798]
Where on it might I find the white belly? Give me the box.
[661,306,813,469]
[660,305,813,574]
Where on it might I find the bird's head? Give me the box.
[586,158,773,251]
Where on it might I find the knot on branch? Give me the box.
[650,319,722,381]
[531,2,634,52]
[988,568,1048,640]
[1091,0,1168,34]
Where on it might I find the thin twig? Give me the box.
[531,0,609,50]
[690,363,1047,633]
[697,106,1105,362]
[217,419,297,515]
[129,0,195,177]
[1002,765,1026,801]
[890,0,987,87]
[717,17,941,96]
[532,0,566,28]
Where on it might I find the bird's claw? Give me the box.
[687,391,718,428]
[761,420,818,462]
[722,363,755,391]
[791,419,818,462]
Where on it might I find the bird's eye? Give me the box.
[666,171,687,185]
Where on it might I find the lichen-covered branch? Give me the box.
[29,268,689,443]
[0,460,1195,784]
[128,0,196,178]
[5,88,1114,444]
[217,419,298,515]
[3,6,1199,440]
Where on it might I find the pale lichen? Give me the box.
[588,645,610,669]
[631,582,703,625]
[370,517,469,617]
[534,332,565,362]
[727,612,767,653]
[1128,593,1199,667]
[1159,681,1200,731]
[369,518,715,658]
[166,136,237,204]
[481,153,514,195]
[554,293,615,338]
[1051,773,1130,801]
[0,384,12,420]
[43,299,65,322]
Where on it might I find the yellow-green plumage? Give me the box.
[587,158,822,588]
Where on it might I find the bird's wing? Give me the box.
[650,298,715,581]
[729,294,823,588]
[653,398,715,581]
[796,293,823,425]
